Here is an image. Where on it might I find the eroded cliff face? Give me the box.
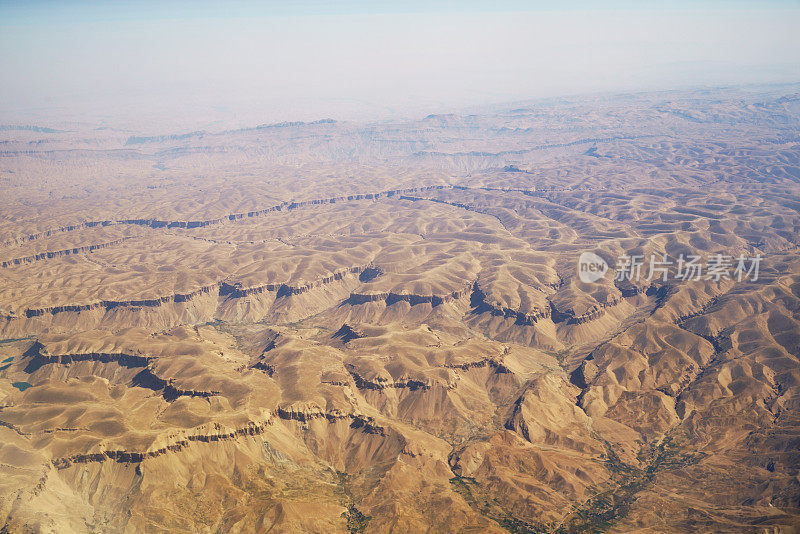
[2,88,800,532]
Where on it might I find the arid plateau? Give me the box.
[1,86,800,532]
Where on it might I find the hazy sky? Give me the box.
[1,1,799,129]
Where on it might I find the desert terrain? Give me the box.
[1,85,800,532]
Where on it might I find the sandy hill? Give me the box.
[1,86,800,532]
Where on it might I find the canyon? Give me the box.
[1,86,800,532]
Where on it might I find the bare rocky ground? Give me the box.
[1,85,800,532]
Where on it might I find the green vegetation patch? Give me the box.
[450,475,548,533]
[555,435,706,533]
[343,505,371,533]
